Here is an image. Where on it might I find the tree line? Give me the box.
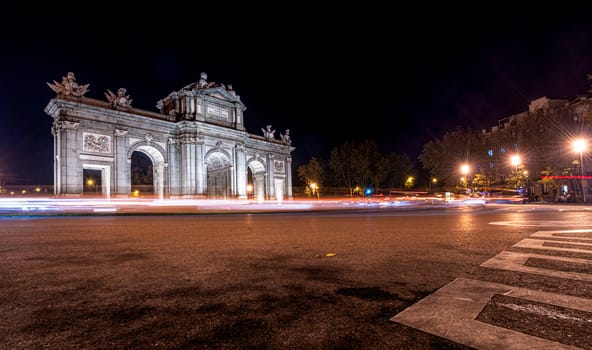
[297,98,590,198]
[296,140,415,196]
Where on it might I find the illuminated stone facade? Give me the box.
[45,72,294,200]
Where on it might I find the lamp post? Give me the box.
[573,139,587,203]
[461,164,469,192]
[429,177,437,193]
[510,154,520,190]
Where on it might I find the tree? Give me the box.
[419,127,478,188]
[353,140,384,190]
[328,142,355,192]
[296,157,324,188]
[328,140,388,194]
[382,152,414,189]
[418,139,446,181]
[471,173,490,192]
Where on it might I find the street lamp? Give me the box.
[461,164,469,191]
[573,139,587,203]
[429,177,437,193]
[510,154,520,189]
[309,182,319,199]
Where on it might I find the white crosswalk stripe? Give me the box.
[391,227,592,349]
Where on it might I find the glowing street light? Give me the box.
[405,176,415,190]
[460,164,469,191]
[573,138,588,203]
[309,182,319,199]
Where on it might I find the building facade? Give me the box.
[480,95,592,201]
[45,72,295,200]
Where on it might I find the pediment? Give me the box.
[201,87,243,104]
[210,91,230,100]
[158,75,248,116]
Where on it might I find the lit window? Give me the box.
[488,149,493,157]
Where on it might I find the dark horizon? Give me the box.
[2,6,592,185]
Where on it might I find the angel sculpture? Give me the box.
[280,129,291,145]
[105,88,132,109]
[261,125,275,140]
[47,72,90,97]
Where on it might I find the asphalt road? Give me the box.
[0,204,591,349]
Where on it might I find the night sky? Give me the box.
[2,5,592,185]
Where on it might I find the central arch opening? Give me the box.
[131,151,153,196]
[206,153,231,199]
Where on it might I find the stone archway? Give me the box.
[82,164,111,198]
[131,151,153,195]
[128,144,165,200]
[45,75,295,199]
[206,152,232,199]
[248,159,266,203]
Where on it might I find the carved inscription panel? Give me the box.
[83,132,111,154]
[274,160,285,173]
[206,104,229,120]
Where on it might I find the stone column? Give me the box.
[266,153,275,199]
[167,137,180,196]
[232,103,244,130]
[180,135,196,197]
[285,156,293,199]
[59,120,82,195]
[189,95,196,119]
[195,97,205,122]
[195,138,205,196]
[173,93,180,115]
[51,121,61,196]
[114,129,130,197]
[274,178,285,204]
[163,163,169,198]
[254,173,265,203]
[154,163,165,200]
[235,143,247,199]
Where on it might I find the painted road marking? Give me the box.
[514,238,592,254]
[393,229,592,349]
[481,251,592,281]
[489,220,592,227]
[530,230,592,241]
[391,278,591,350]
